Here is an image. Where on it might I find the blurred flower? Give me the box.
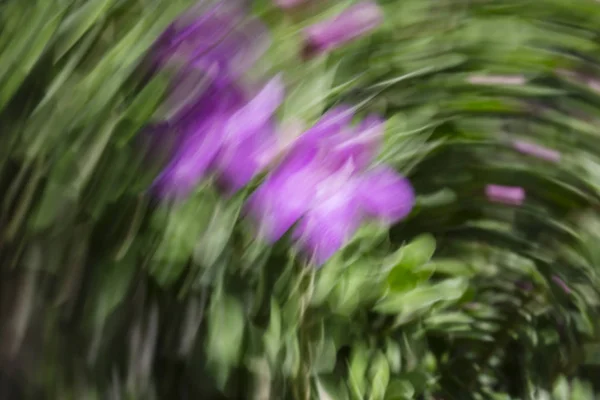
[154,76,284,198]
[153,2,269,86]
[512,140,561,162]
[303,1,383,57]
[151,2,270,123]
[485,185,525,206]
[215,77,284,191]
[148,2,284,199]
[248,106,414,265]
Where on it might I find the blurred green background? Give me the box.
[2,0,600,399]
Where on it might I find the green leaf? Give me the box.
[424,311,474,328]
[316,377,350,400]
[374,278,468,316]
[0,0,69,110]
[282,60,338,125]
[385,379,415,400]
[570,380,595,400]
[312,255,344,306]
[193,193,243,268]
[90,254,136,328]
[417,259,477,278]
[582,343,600,366]
[34,22,103,113]
[368,352,390,400]
[73,115,121,193]
[73,1,191,125]
[117,72,171,146]
[283,334,300,378]
[385,338,402,374]
[393,234,436,271]
[417,188,457,208]
[311,337,337,375]
[348,342,369,399]
[150,188,218,285]
[386,234,436,291]
[54,0,117,61]
[264,299,282,365]
[206,294,245,386]
[330,262,375,316]
[552,376,570,400]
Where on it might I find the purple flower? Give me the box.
[512,140,561,162]
[214,77,284,191]
[292,163,364,263]
[247,107,415,265]
[154,76,284,198]
[292,164,414,264]
[153,2,270,85]
[485,185,525,206]
[147,2,285,200]
[303,1,383,56]
[326,114,385,170]
[358,167,414,222]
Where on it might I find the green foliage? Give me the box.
[2,0,600,399]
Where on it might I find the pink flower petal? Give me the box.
[329,114,384,170]
[294,170,362,265]
[303,1,383,55]
[224,75,284,142]
[247,148,323,242]
[217,125,277,192]
[295,105,355,150]
[154,116,225,198]
[359,167,415,222]
[512,140,561,162]
[485,185,525,206]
